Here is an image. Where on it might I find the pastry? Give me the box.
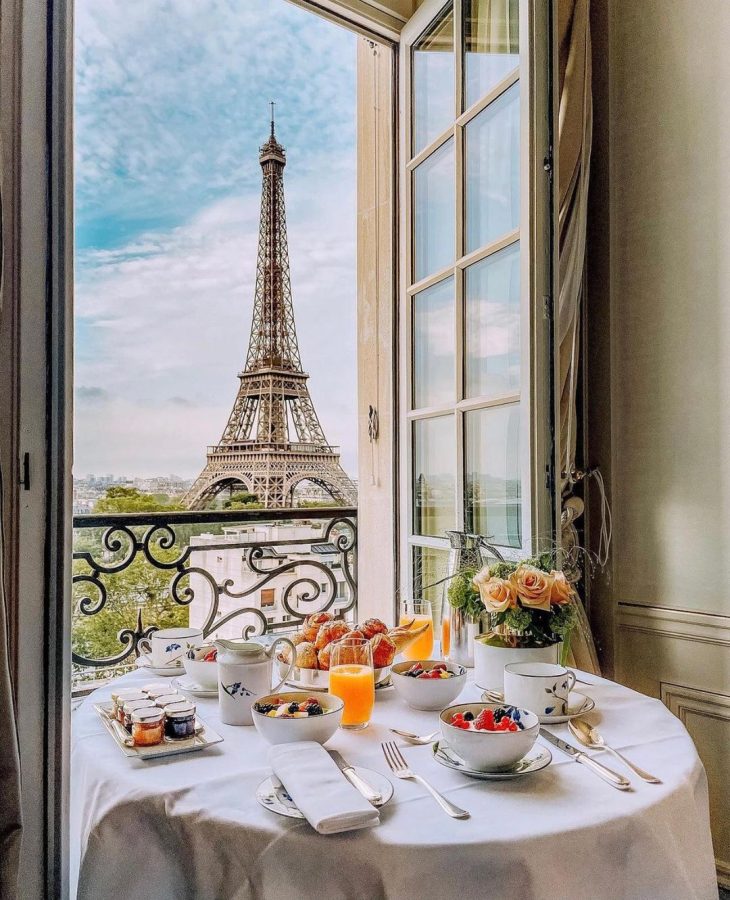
[302,612,333,642]
[277,631,307,664]
[294,641,319,670]
[370,632,396,668]
[314,620,351,651]
[359,618,388,640]
[317,644,332,671]
[388,621,430,654]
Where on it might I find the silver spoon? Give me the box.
[389,728,439,745]
[569,719,662,783]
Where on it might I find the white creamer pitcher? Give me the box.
[214,637,296,726]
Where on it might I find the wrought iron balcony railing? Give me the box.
[72,506,357,693]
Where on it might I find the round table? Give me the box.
[70,668,717,900]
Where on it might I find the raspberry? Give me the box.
[475,709,495,731]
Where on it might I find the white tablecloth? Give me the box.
[70,669,717,900]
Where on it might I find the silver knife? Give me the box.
[540,728,632,790]
[328,750,383,804]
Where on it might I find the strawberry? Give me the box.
[475,708,495,731]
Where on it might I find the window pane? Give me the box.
[465,82,520,253]
[413,415,455,537]
[412,545,449,617]
[464,0,519,109]
[413,277,455,408]
[465,243,520,398]
[412,7,455,156]
[414,139,455,282]
[464,404,521,548]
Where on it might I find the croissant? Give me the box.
[314,620,351,651]
[277,631,307,664]
[294,641,319,670]
[387,621,431,654]
[317,643,332,671]
[302,612,333,643]
[359,618,388,640]
[370,633,396,668]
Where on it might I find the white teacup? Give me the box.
[503,662,577,721]
[139,627,204,669]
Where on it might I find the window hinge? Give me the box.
[542,295,553,320]
[19,451,30,490]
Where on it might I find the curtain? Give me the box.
[0,158,23,898]
[558,0,601,676]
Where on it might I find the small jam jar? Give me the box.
[131,708,165,747]
[141,682,172,698]
[114,690,146,722]
[122,698,156,731]
[154,693,180,709]
[164,702,197,741]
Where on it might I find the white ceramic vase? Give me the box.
[473,637,562,693]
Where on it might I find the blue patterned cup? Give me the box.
[503,662,577,720]
[139,627,204,669]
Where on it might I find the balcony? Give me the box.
[71,506,357,695]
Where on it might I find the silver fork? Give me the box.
[381,741,470,819]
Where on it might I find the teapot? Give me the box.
[214,636,296,726]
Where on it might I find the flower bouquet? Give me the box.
[448,553,578,687]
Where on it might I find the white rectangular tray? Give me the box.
[94,703,223,760]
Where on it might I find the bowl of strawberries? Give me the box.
[439,702,539,771]
[391,660,467,710]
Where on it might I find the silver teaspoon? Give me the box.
[569,719,662,783]
[389,728,439,745]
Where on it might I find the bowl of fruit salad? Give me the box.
[183,645,219,689]
[391,660,467,711]
[251,691,344,745]
[439,702,539,771]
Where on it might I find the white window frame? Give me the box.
[398,0,555,603]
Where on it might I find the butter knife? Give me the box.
[540,728,632,790]
[328,750,383,804]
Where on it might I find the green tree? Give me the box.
[223,491,263,510]
[93,486,182,513]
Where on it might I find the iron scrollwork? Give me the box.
[72,508,357,688]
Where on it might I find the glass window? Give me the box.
[464,404,521,548]
[412,7,455,155]
[465,243,520,398]
[412,415,455,537]
[413,139,455,282]
[413,276,455,409]
[260,588,276,608]
[465,82,520,253]
[464,0,519,109]
[412,545,449,611]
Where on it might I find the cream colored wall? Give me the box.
[590,0,730,883]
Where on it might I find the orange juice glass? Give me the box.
[399,600,434,661]
[441,614,451,658]
[329,638,375,730]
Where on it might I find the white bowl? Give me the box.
[440,702,539,771]
[252,691,344,745]
[391,660,467,711]
[182,657,219,690]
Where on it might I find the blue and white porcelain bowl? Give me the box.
[440,702,539,771]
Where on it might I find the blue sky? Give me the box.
[74,0,357,479]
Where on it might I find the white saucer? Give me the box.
[538,691,595,724]
[432,740,552,780]
[135,654,184,677]
[172,675,218,698]
[256,768,394,819]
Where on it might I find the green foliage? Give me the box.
[223,491,263,510]
[446,566,483,620]
[93,486,182,513]
[297,500,338,508]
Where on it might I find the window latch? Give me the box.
[19,452,30,491]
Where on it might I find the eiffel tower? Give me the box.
[183,108,357,510]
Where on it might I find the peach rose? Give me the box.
[511,565,553,612]
[549,570,574,605]
[475,575,516,613]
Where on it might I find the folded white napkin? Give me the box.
[269,741,380,835]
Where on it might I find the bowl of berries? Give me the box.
[183,645,219,690]
[391,660,467,711]
[251,691,344,745]
[439,702,539,771]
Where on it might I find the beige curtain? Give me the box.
[558,0,601,676]
[0,173,23,897]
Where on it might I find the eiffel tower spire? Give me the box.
[183,113,357,510]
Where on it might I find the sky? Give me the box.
[74,0,357,480]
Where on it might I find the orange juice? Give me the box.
[329,664,375,729]
[399,614,434,661]
[441,615,451,657]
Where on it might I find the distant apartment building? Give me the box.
[187,521,351,639]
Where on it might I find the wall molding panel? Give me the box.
[618,603,730,648]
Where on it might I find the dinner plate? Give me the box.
[172,675,218,698]
[432,740,552,780]
[256,767,394,819]
[135,654,184,677]
[479,689,595,724]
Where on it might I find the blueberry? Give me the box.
[464,711,474,721]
